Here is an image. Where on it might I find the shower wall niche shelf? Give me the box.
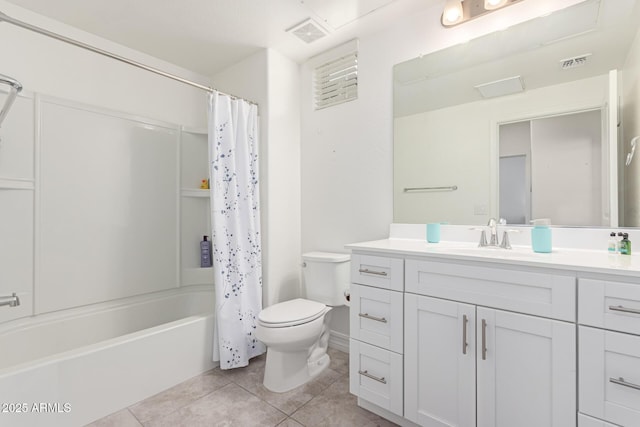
[181,188,210,198]
[180,127,213,286]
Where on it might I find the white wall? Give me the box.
[212,49,301,308]
[264,51,302,306]
[622,24,640,226]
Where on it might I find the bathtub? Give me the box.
[0,285,216,427]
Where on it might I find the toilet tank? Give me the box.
[302,252,350,306]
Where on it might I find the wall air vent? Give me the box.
[560,54,592,70]
[314,50,358,110]
[286,18,328,44]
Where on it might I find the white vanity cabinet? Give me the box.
[404,260,576,427]
[348,240,640,427]
[578,278,640,426]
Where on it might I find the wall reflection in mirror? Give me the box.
[393,0,640,227]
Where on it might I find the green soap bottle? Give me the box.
[618,232,632,255]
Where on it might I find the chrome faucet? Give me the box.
[0,293,20,308]
[475,218,510,248]
[487,218,499,246]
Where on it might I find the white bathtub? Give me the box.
[0,286,216,427]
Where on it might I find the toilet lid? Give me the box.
[259,298,326,327]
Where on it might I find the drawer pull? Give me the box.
[481,319,487,360]
[359,313,388,323]
[609,305,640,315]
[462,314,468,355]
[358,268,388,276]
[610,377,640,391]
[358,370,387,384]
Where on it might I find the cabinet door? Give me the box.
[476,308,576,427]
[405,294,476,427]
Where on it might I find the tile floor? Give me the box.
[87,348,398,427]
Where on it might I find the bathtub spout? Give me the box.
[0,293,20,307]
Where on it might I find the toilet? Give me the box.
[256,251,350,393]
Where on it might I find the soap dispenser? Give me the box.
[608,232,619,254]
[618,232,632,255]
[530,219,552,253]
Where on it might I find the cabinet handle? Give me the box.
[481,319,487,360]
[358,370,387,384]
[358,268,388,276]
[609,305,640,315]
[610,377,640,391]
[462,314,468,355]
[358,313,388,323]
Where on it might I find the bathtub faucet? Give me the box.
[0,293,20,308]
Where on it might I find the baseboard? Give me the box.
[328,330,349,353]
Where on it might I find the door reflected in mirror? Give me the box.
[499,109,605,226]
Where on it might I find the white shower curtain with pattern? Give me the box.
[208,91,265,369]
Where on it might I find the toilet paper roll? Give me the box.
[343,288,351,307]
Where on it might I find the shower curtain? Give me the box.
[208,91,265,369]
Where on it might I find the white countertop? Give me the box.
[346,238,640,278]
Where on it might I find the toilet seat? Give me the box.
[258,298,327,328]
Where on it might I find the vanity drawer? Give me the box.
[349,339,403,417]
[579,326,640,426]
[350,284,403,353]
[405,259,576,321]
[579,278,640,335]
[350,253,404,291]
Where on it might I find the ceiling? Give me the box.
[2,0,440,76]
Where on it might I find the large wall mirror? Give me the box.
[393,0,640,227]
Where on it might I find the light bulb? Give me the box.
[445,8,461,22]
[484,0,508,10]
[443,0,463,25]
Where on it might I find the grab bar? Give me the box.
[0,73,23,128]
[404,185,458,193]
[0,293,20,308]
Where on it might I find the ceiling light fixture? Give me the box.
[442,0,464,26]
[442,0,523,28]
[484,0,509,10]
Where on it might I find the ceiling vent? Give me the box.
[287,18,328,44]
[475,75,524,99]
[560,54,592,70]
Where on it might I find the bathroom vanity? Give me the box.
[347,230,640,427]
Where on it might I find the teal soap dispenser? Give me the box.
[531,219,552,253]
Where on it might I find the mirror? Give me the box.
[393,0,640,226]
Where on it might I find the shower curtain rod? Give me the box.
[0,10,258,106]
